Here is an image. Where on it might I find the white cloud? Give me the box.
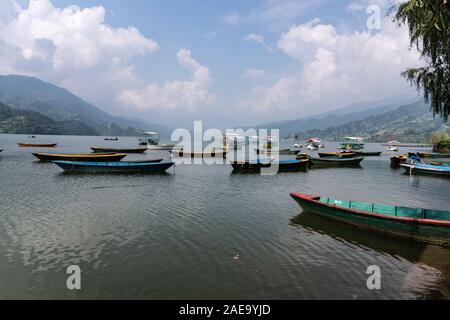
[244,68,266,79]
[225,0,325,29]
[236,17,421,116]
[244,33,265,44]
[224,12,241,27]
[0,0,158,105]
[118,49,214,112]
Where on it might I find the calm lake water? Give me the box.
[0,134,449,299]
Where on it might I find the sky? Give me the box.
[0,0,421,128]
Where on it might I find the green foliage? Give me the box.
[430,131,450,151]
[392,0,450,120]
[0,102,99,136]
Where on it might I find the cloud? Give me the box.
[244,33,265,44]
[236,17,421,116]
[118,49,214,112]
[0,0,158,105]
[244,68,266,79]
[225,0,326,29]
[224,12,241,27]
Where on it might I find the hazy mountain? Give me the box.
[0,102,98,136]
[291,100,449,143]
[251,96,418,137]
[0,75,172,136]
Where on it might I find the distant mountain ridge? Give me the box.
[0,75,172,136]
[251,96,417,137]
[291,100,450,143]
[0,102,98,136]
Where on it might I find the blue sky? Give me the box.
[1,0,420,128]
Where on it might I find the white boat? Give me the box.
[387,146,399,152]
[138,132,160,146]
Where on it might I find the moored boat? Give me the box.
[18,143,58,148]
[33,152,127,162]
[91,147,147,154]
[290,193,450,247]
[349,151,382,157]
[318,152,356,159]
[390,155,408,168]
[408,152,450,159]
[310,157,364,167]
[400,163,450,177]
[170,148,228,158]
[231,159,311,173]
[52,160,171,173]
[104,137,118,141]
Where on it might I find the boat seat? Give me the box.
[396,207,425,219]
[373,204,397,217]
[424,210,450,222]
[350,202,373,212]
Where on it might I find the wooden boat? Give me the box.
[318,152,356,159]
[401,163,450,177]
[290,193,450,247]
[348,151,382,157]
[104,137,118,141]
[52,160,172,173]
[390,155,408,168]
[32,152,127,162]
[0,149,3,153]
[408,152,450,159]
[91,147,147,154]
[231,159,311,173]
[170,148,228,158]
[310,157,364,167]
[18,143,57,148]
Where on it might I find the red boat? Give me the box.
[18,143,58,148]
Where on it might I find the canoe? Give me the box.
[318,152,356,159]
[310,157,364,167]
[170,149,228,158]
[390,155,408,168]
[401,163,450,177]
[91,147,147,154]
[290,193,450,247]
[52,160,172,173]
[408,152,450,159]
[231,159,311,173]
[33,152,127,162]
[18,143,57,148]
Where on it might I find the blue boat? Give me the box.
[52,160,174,173]
[401,163,450,177]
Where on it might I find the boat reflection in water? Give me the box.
[290,212,450,299]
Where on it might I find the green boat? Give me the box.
[290,193,450,247]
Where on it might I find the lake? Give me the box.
[0,134,449,299]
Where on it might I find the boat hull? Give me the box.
[401,164,450,176]
[231,159,310,173]
[18,143,57,148]
[408,152,450,159]
[91,147,147,154]
[318,152,356,159]
[170,150,228,158]
[311,157,364,167]
[353,151,382,157]
[290,193,450,247]
[33,153,127,162]
[52,160,171,173]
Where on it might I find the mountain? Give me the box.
[251,96,417,137]
[291,100,450,143]
[0,102,98,136]
[0,75,172,136]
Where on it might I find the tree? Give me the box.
[392,0,450,120]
